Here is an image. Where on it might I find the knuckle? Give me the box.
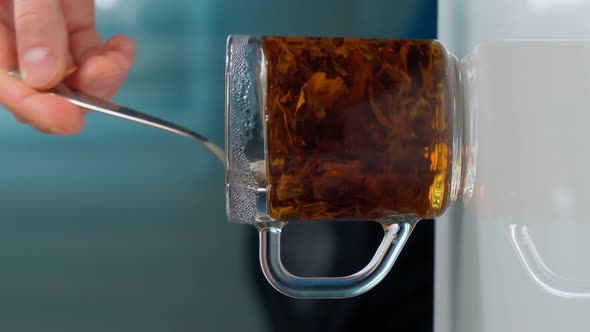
[12,113,30,124]
[14,7,45,33]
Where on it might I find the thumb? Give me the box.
[14,0,68,89]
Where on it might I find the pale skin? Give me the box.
[0,0,135,135]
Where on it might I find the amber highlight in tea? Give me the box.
[263,37,454,221]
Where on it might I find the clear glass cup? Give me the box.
[225,35,476,299]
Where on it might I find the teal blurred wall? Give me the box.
[0,0,435,331]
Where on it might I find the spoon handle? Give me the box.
[8,69,226,164]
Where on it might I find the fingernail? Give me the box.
[22,47,57,87]
[64,66,78,77]
[49,126,67,135]
[89,72,125,94]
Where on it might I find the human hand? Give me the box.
[0,0,135,135]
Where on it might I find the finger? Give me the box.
[69,35,135,99]
[0,0,14,33]
[0,69,83,135]
[13,0,68,89]
[103,34,135,64]
[0,21,16,68]
[61,0,101,63]
[0,18,20,122]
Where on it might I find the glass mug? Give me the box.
[8,35,476,299]
[225,35,476,298]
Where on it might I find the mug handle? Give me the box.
[257,220,415,299]
[509,224,590,299]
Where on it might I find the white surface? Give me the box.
[435,40,590,331]
[438,0,590,58]
[437,2,590,331]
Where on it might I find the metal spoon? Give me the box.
[8,69,226,164]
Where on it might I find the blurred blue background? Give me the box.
[0,0,435,331]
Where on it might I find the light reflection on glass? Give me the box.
[509,224,590,299]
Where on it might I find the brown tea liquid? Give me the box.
[263,37,454,221]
